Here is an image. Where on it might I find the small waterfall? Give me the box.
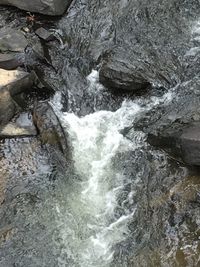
[51,71,174,267]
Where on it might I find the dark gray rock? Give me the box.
[181,126,200,166]
[0,28,28,52]
[99,54,150,92]
[0,87,17,126]
[35,28,55,42]
[148,123,200,166]
[33,102,69,157]
[0,53,22,70]
[0,0,73,15]
[57,0,199,99]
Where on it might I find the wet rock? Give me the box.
[0,113,37,139]
[0,165,7,205]
[0,226,14,245]
[0,69,36,96]
[28,36,45,60]
[0,53,22,70]
[99,55,150,92]
[0,88,17,126]
[148,122,200,166]
[59,0,194,91]
[0,27,28,52]
[0,0,73,15]
[0,69,36,126]
[33,102,68,157]
[35,28,55,42]
[0,122,36,139]
[0,134,62,266]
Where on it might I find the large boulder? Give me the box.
[0,0,73,15]
[56,0,199,100]
[148,123,200,166]
[99,53,150,92]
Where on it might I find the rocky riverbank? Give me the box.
[0,1,200,267]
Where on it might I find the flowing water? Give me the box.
[51,71,178,267]
[1,2,200,266]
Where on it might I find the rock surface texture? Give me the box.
[0,27,27,52]
[33,102,69,157]
[0,54,22,70]
[0,1,200,267]
[0,0,73,15]
[58,0,198,95]
[0,113,37,139]
[0,69,35,126]
[148,123,200,166]
[99,55,150,91]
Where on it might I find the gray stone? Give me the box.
[0,69,36,126]
[0,28,28,52]
[0,0,73,15]
[29,38,45,59]
[99,55,150,92]
[0,69,36,96]
[147,123,200,166]
[35,28,55,42]
[180,126,200,166]
[0,88,17,126]
[0,53,22,70]
[33,102,69,157]
[0,113,37,139]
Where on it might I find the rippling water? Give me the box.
[51,71,177,267]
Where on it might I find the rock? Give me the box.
[0,69,36,96]
[31,44,44,62]
[0,226,14,245]
[33,102,68,157]
[99,55,150,92]
[0,123,35,139]
[147,123,200,166]
[0,88,17,126]
[0,28,28,52]
[0,69,36,126]
[35,28,55,42]
[0,0,73,15]
[57,0,199,104]
[0,53,22,70]
[0,113,37,139]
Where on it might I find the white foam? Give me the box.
[51,70,175,267]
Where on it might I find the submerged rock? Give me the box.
[0,0,73,15]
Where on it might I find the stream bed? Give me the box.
[0,1,200,267]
